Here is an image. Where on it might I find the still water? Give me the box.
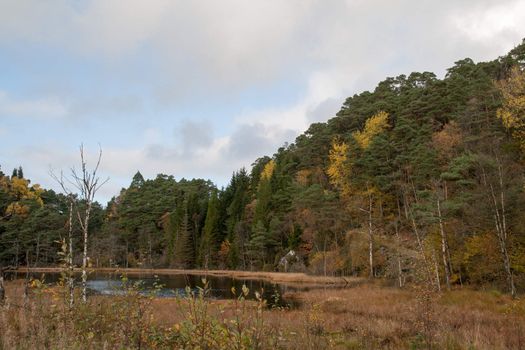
[10,271,311,306]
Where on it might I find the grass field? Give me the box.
[1,271,524,349]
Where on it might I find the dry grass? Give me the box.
[274,285,525,349]
[1,278,524,349]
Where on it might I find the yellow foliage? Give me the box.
[353,111,389,149]
[463,232,502,283]
[295,169,312,186]
[6,202,30,217]
[327,140,351,195]
[309,250,345,275]
[432,121,462,156]
[496,66,525,153]
[260,159,275,181]
[10,177,32,198]
[5,176,44,207]
[31,183,44,198]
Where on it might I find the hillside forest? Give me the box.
[2,40,525,296]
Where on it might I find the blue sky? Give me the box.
[1,0,524,202]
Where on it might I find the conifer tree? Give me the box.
[199,190,220,268]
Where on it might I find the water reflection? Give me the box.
[10,272,309,307]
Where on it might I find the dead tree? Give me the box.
[434,181,451,291]
[66,196,74,307]
[367,188,374,279]
[480,159,516,298]
[358,183,375,279]
[50,173,77,308]
[71,145,108,302]
[53,145,108,303]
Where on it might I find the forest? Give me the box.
[2,39,525,296]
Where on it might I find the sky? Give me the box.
[0,0,524,203]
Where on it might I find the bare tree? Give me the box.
[367,187,374,279]
[52,144,108,303]
[434,181,451,291]
[486,162,515,297]
[72,145,108,302]
[357,183,375,279]
[50,172,76,308]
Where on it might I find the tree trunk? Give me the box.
[68,198,74,309]
[432,249,441,292]
[410,210,433,287]
[126,239,129,268]
[494,214,516,297]
[0,274,4,306]
[368,188,374,279]
[488,173,516,298]
[436,195,451,291]
[394,220,403,288]
[35,234,40,267]
[24,250,29,306]
[148,232,152,268]
[81,202,92,303]
[323,235,327,277]
[395,199,404,288]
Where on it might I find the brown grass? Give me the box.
[1,278,524,349]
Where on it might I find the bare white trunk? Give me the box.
[493,213,516,298]
[498,162,508,241]
[68,198,74,308]
[81,204,91,303]
[368,191,374,279]
[394,220,403,288]
[481,161,515,297]
[411,217,430,277]
[432,250,441,292]
[70,145,108,303]
[0,275,4,306]
[436,196,451,291]
[489,181,516,298]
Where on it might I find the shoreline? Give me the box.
[9,267,363,287]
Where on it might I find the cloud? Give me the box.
[177,120,214,154]
[306,98,341,123]
[0,91,67,119]
[1,0,523,104]
[451,0,525,56]
[68,95,143,118]
[227,123,297,160]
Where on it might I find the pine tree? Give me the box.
[173,200,194,268]
[199,190,220,268]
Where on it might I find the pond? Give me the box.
[7,271,321,307]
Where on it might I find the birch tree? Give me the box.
[50,172,76,308]
[53,145,108,303]
[72,145,108,302]
[480,158,516,297]
[0,269,5,306]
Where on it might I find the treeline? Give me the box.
[2,40,525,294]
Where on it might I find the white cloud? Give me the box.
[450,0,525,60]
[452,0,525,43]
[0,91,67,119]
[177,120,214,154]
